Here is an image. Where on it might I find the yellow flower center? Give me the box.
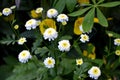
[62,43,68,48]
[83,36,88,40]
[48,60,52,65]
[93,69,99,75]
[115,50,120,56]
[21,52,27,58]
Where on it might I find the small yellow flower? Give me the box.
[0,12,2,16]
[39,19,56,34]
[115,50,120,56]
[83,43,96,59]
[76,58,83,65]
[30,10,41,18]
[14,25,19,29]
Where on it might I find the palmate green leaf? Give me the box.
[99,1,120,7]
[59,35,72,40]
[96,7,108,27]
[68,7,91,17]
[35,47,49,56]
[53,0,65,13]
[82,8,95,32]
[66,0,77,12]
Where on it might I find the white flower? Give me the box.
[43,28,58,41]
[47,8,58,18]
[35,7,43,14]
[115,50,120,56]
[114,38,120,46]
[25,19,38,30]
[57,14,69,23]
[2,8,12,16]
[18,50,32,63]
[58,40,71,52]
[18,37,27,45]
[88,66,101,80]
[10,5,16,9]
[43,57,55,68]
[80,34,89,43]
[76,58,83,65]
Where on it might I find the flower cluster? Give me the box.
[0,0,120,80]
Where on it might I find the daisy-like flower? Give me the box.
[18,37,27,45]
[115,50,120,56]
[43,57,55,68]
[80,34,89,43]
[18,50,32,63]
[25,19,38,30]
[88,66,101,80]
[114,38,120,46]
[43,28,58,41]
[47,8,58,18]
[2,8,12,16]
[57,14,69,24]
[35,7,43,14]
[76,58,83,65]
[58,40,71,52]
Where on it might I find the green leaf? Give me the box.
[82,8,95,32]
[92,0,96,4]
[54,76,62,80]
[99,1,120,7]
[66,0,77,12]
[60,58,75,75]
[97,0,104,4]
[53,0,66,13]
[68,7,91,17]
[59,35,72,40]
[0,35,16,45]
[106,31,120,38]
[35,47,49,56]
[90,59,103,67]
[96,7,108,27]
[73,41,82,56]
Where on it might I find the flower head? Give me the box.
[80,34,89,43]
[18,37,27,45]
[43,57,55,68]
[2,8,12,16]
[18,50,32,63]
[76,58,83,65]
[39,19,56,34]
[35,7,43,14]
[25,19,38,30]
[43,28,58,41]
[57,14,69,23]
[88,66,101,80]
[58,40,71,52]
[14,25,19,29]
[47,8,58,18]
[114,38,120,46]
[115,50,120,56]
